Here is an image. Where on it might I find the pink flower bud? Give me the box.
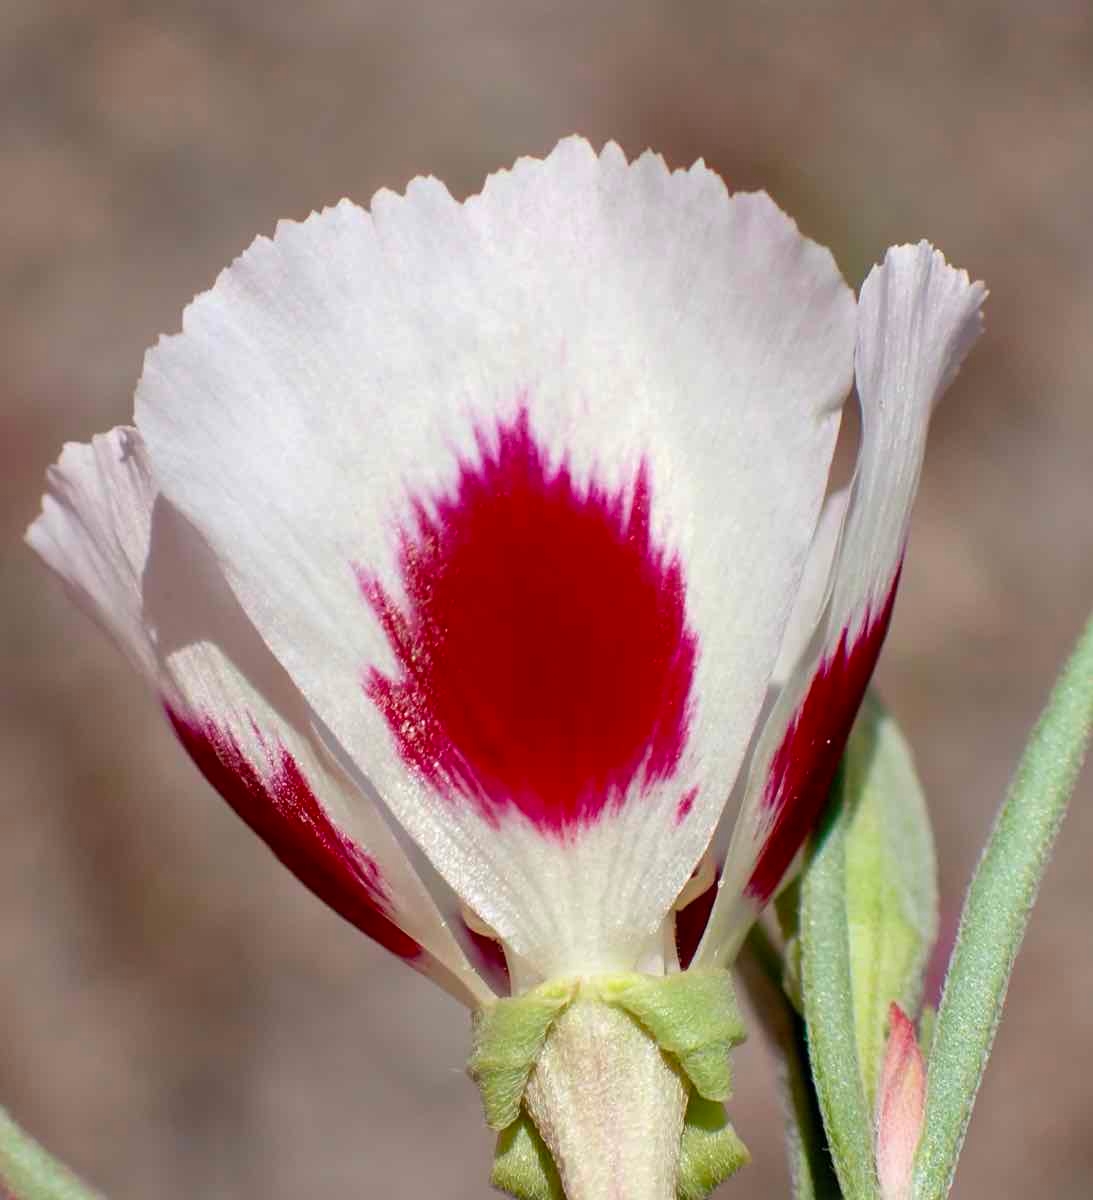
[875,1002,926,1200]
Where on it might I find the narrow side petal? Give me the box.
[137,137,856,979]
[26,429,490,1007]
[772,486,849,689]
[667,491,850,966]
[27,431,158,679]
[698,243,986,963]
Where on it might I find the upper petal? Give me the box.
[136,137,857,980]
[697,243,986,964]
[27,428,490,1007]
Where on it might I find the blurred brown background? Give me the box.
[2,2,1091,1197]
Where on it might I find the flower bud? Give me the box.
[875,1002,926,1200]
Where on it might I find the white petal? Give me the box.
[697,243,986,964]
[136,137,856,981]
[28,433,159,680]
[772,485,849,688]
[27,428,490,1007]
[673,485,850,967]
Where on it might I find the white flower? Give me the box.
[27,137,984,1199]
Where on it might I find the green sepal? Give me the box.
[781,933,805,1016]
[1,1105,106,1200]
[491,1110,565,1200]
[598,969,746,1101]
[774,875,802,944]
[799,692,938,1200]
[841,694,937,1107]
[468,977,578,1130]
[470,968,748,1199]
[773,880,806,1015]
[676,1092,750,1200]
[917,1004,937,1062]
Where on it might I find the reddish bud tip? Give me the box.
[875,1002,926,1200]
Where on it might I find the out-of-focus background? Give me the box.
[2,2,1090,1197]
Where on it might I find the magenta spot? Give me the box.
[675,862,721,970]
[675,786,699,825]
[166,704,422,962]
[744,568,902,903]
[361,407,696,835]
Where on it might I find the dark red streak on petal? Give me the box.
[744,566,902,903]
[675,786,699,825]
[165,704,422,961]
[361,407,696,835]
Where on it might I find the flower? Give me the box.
[27,137,984,1198]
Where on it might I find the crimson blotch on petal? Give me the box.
[361,406,696,835]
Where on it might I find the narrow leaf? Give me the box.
[738,926,842,1200]
[910,614,1093,1200]
[800,782,878,1200]
[0,1106,106,1200]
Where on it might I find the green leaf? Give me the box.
[737,926,842,1200]
[800,772,878,1200]
[911,614,1093,1200]
[0,1106,106,1200]
[843,695,938,1106]
[800,694,938,1200]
